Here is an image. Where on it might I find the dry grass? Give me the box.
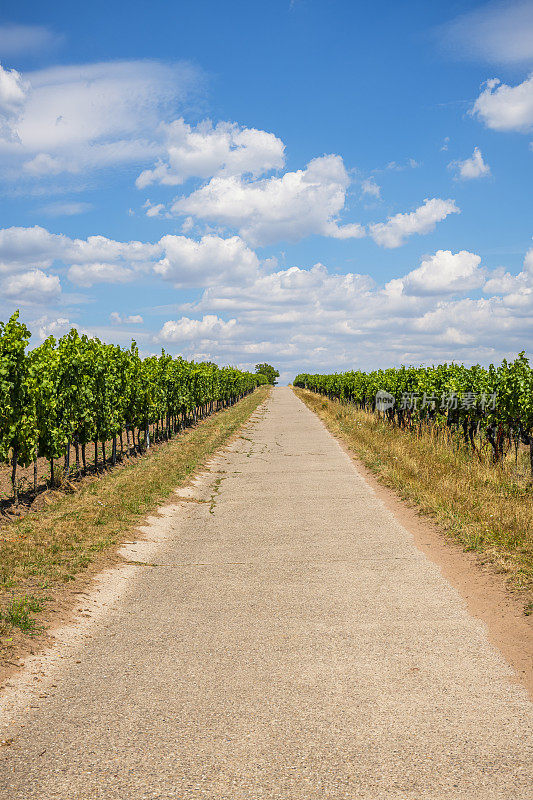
[0,387,270,638]
[294,387,533,610]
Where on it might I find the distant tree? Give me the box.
[255,363,280,385]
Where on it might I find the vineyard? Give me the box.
[0,312,266,505]
[294,354,533,475]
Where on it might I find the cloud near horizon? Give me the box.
[155,248,532,382]
[0,218,530,382]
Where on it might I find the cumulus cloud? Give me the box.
[136,118,285,188]
[412,296,529,341]
[0,60,200,176]
[0,225,162,300]
[0,225,158,272]
[482,247,533,305]
[155,234,259,288]
[159,255,523,383]
[192,262,375,318]
[1,221,529,376]
[171,249,531,380]
[368,198,460,248]
[67,262,137,288]
[1,268,61,302]
[68,234,160,265]
[173,154,365,246]
[0,63,28,141]
[471,74,533,132]
[158,315,239,342]
[450,147,491,180]
[0,224,260,296]
[391,250,485,296]
[0,225,66,272]
[36,316,71,340]
[0,63,28,111]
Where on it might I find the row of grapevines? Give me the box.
[0,312,267,502]
[294,353,533,473]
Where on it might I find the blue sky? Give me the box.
[0,0,532,382]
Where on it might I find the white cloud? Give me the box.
[369,198,460,248]
[0,224,257,292]
[0,24,62,57]
[173,251,531,378]
[0,60,200,176]
[162,255,524,381]
[67,262,137,288]
[450,146,491,180]
[483,269,522,295]
[2,268,61,301]
[110,311,143,324]
[36,316,70,340]
[391,250,485,296]
[412,297,526,339]
[0,225,162,295]
[158,315,239,342]
[440,1,533,65]
[190,262,375,319]
[136,118,285,188]
[155,234,259,288]
[361,177,381,199]
[67,234,160,265]
[143,199,166,218]
[471,74,533,132]
[23,152,63,175]
[0,63,28,142]
[482,247,533,303]
[0,225,65,272]
[1,222,529,375]
[0,63,28,111]
[173,154,365,246]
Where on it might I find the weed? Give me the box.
[0,595,45,633]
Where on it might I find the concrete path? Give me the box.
[1,387,532,799]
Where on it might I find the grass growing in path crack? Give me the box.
[0,387,270,642]
[209,475,225,514]
[294,387,533,608]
